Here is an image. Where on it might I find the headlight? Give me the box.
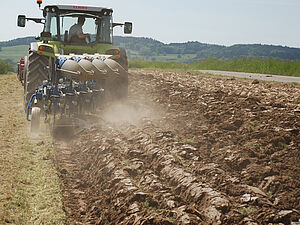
[38,45,54,53]
[105,49,120,55]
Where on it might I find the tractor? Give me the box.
[17,0,132,134]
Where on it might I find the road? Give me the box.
[199,70,300,84]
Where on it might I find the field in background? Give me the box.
[0,45,28,73]
[0,45,28,65]
[129,57,300,77]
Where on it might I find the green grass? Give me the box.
[0,75,67,224]
[4,138,68,225]
[129,60,188,70]
[129,57,300,77]
[127,50,197,63]
[278,142,288,148]
[182,138,196,145]
[238,207,257,215]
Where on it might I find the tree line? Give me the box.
[114,37,300,62]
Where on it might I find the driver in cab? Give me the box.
[69,16,91,44]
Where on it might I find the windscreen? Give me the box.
[44,12,113,44]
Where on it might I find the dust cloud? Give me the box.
[101,100,163,126]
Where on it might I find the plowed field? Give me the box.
[55,69,300,224]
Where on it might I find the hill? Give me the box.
[0,37,36,48]
[113,37,300,62]
[1,36,300,66]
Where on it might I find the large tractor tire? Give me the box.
[115,48,128,72]
[116,74,128,100]
[105,75,128,102]
[23,56,28,89]
[24,52,49,110]
[105,51,129,102]
[113,48,129,100]
[104,76,128,102]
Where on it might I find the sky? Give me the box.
[1,0,300,47]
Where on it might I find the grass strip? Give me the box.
[129,57,300,77]
[0,74,67,225]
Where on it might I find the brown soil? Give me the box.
[55,69,300,224]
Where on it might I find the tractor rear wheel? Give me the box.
[24,52,49,110]
[105,75,128,102]
[116,75,128,100]
[115,48,128,72]
[114,48,129,100]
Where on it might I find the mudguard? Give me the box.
[30,42,38,52]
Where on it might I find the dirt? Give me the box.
[55,69,300,224]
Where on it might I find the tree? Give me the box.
[0,59,13,74]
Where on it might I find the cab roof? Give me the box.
[43,5,113,17]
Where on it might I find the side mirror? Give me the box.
[17,15,26,27]
[124,22,133,34]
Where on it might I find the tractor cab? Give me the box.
[42,5,132,45]
[18,4,132,46]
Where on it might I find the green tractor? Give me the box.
[17,1,132,133]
